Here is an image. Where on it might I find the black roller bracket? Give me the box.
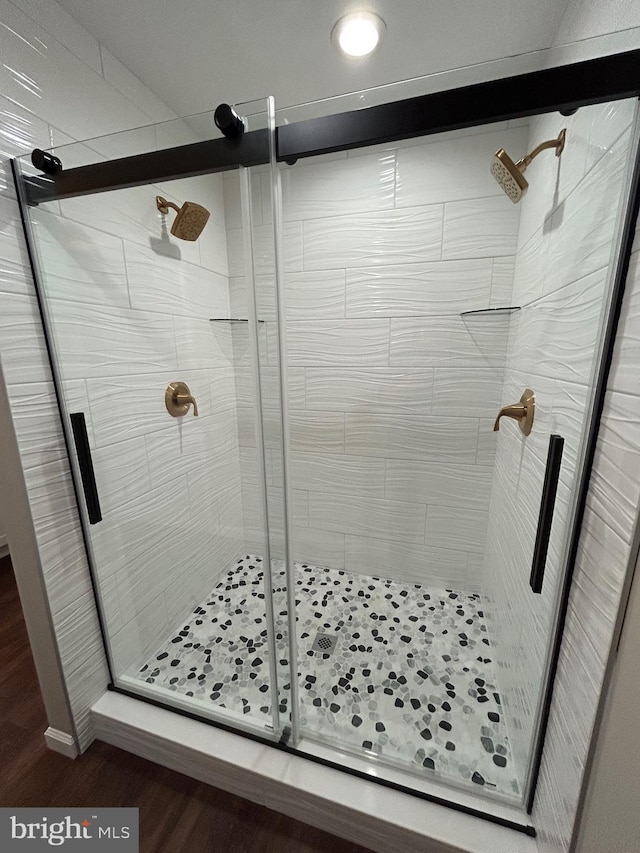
[560,107,579,116]
[214,103,245,139]
[70,412,102,524]
[31,148,62,175]
[530,434,564,594]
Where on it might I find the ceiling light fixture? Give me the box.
[331,11,386,58]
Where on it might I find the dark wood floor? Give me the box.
[0,555,374,852]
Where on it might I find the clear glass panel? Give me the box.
[15,99,290,739]
[276,95,640,804]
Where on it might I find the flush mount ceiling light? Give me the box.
[331,11,386,58]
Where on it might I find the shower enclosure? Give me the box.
[12,58,640,829]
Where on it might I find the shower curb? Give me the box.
[91,692,535,853]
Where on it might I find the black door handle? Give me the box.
[70,412,102,524]
[530,434,564,594]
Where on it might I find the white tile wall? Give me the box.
[0,0,244,750]
[270,126,521,584]
[480,100,639,811]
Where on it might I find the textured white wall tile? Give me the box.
[308,493,427,544]
[281,152,395,221]
[395,127,527,207]
[32,209,129,307]
[0,195,32,294]
[442,197,520,260]
[490,256,516,308]
[304,368,433,414]
[7,381,66,466]
[389,315,509,368]
[46,300,178,378]
[9,0,103,74]
[284,270,346,319]
[345,413,478,463]
[303,206,443,270]
[385,460,492,508]
[425,505,488,555]
[0,0,155,140]
[345,259,493,317]
[344,533,470,587]
[0,291,53,383]
[293,528,345,569]
[287,320,390,366]
[432,368,504,417]
[605,250,639,396]
[290,411,345,454]
[544,127,630,297]
[125,243,229,317]
[290,452,386,498]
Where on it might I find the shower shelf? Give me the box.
[460,306,521,317]
[209,318,265,323]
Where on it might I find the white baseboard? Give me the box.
[44,727,80,759]
[92,692,535,853]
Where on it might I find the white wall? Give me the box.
[227,125,524,586]
[481,99,637,781]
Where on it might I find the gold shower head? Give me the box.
[156,196,210,241]
[491,129,567,204]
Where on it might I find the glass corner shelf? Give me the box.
[209,318,266,323]
[460,306,521,317]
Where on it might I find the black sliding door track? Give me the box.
[23,47,640,205]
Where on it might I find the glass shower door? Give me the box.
[14,99,292,740]
[275,96,640,805]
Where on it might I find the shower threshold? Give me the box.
[128,556,520,801]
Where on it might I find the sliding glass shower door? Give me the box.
[14,98,293,740]
[276,96,640,804]
[14,79,640,815]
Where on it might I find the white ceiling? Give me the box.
[56,0,572,117]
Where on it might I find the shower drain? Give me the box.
[311,632,337,654]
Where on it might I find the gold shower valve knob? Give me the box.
[165,381,199,417]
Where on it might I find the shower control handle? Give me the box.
[494,388,535,436]
[165,382,199,417]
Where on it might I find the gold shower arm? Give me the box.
[517,129,566,173]
[156,195,181,215]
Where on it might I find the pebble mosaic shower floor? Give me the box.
[133,556,519,798]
